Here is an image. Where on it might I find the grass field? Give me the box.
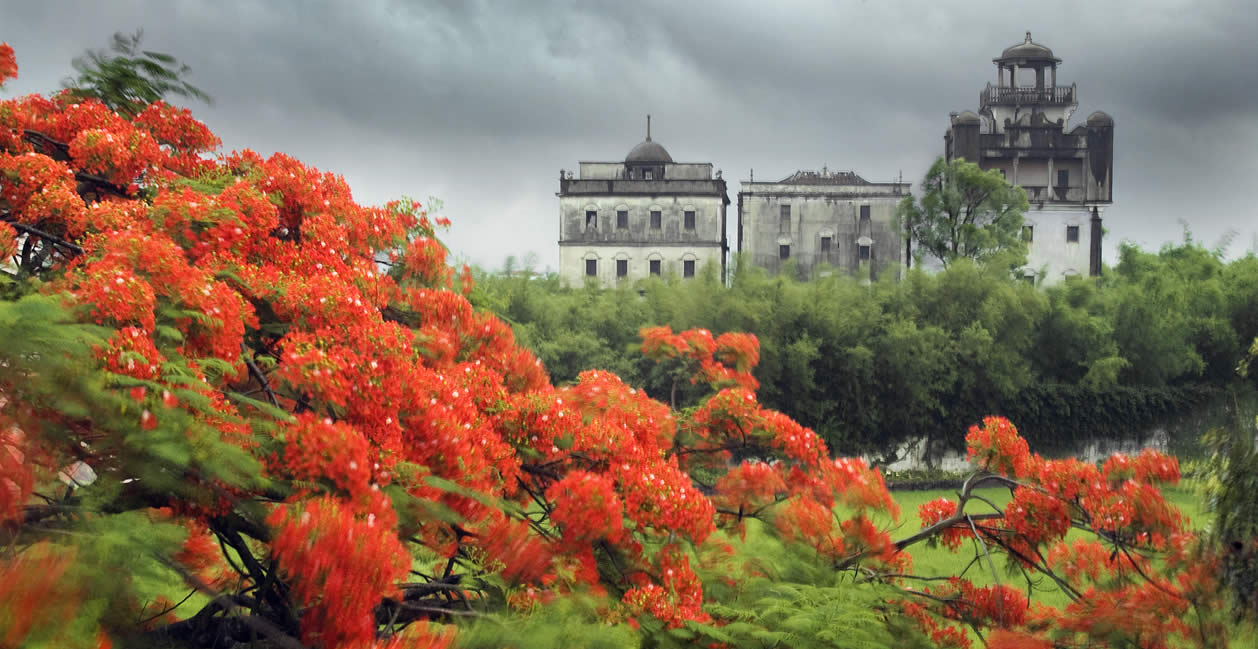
[880,484,1258,648]
[882,485,1208,609]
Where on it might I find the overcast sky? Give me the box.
[4,0,1256,270]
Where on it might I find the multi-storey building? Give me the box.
[943,32,1115,284]
[557,122,729,287]
[737,169,909,280]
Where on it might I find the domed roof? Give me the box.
[995,31,1061,63]
[953,111,981,125]
[1086,111,1114,126]
[626,137,673,163]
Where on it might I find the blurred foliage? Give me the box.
[61,29,211,117]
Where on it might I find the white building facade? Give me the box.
[943,32,1114,284]
[558,127,729,287]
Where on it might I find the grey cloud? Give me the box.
[1,0,1255,269]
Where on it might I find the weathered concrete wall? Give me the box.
[558,193,725,287]
[577,162,714,180]
[1022,205,1097,285]
[869,429,1171,474]
[738,182,906,278]
[558,244,723,287]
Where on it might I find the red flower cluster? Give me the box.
[622,547,709,628]
[966,416,1031,477]
[1004,486,1070,547]
[268,497,410,647]
[640,325,759,391]
[0,223,16,261]
[918,497,968,550]
[0,428,34,525]
[0,42,16,85]
[545,471,625,548]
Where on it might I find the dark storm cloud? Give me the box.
[2,0,1255,268]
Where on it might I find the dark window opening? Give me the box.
[617,210,628,229]
[1022,274,1035,285]
[859,205,871,224]
[1057,169,1069,187]
[650,210,662,229]
[1066,225,1080,243]
[820,236,832,253]
[999,169,1007,179]
[649,259,661,276]
[616,259,628,278]
[1022,225,1034,242]
[683,260,695,278]
[858,245,871,261]
[585,210,597,229]
[585,259,597,276]
[779,205,791,232]
[684,210,696,230]
[779,245,790,260]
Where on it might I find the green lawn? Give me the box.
[879,484,1258,648]
[883,485,1208,607]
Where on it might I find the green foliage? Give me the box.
[61,30,211,117]
[455,596,638,649]
[675,524,928,649]
[896,157,1030,270]
[0,294,269,645]
[1203,340,1258,622]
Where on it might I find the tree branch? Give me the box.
[0,217,85,256]
[241,343,280,407]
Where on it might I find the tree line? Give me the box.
[474,238,1258,462]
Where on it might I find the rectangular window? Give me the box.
[1057,169,1069,187]
[1022,274,1035,285]
[779,205,791,233]
[644,170,653,180]
[779,244,790,260]
[684,210,696,230]
[683,260,695,278]
[616,210,628,229]
[585,210,597,229]
[859,244,871,261]
[585,259,597,276]
[650,210,662,229]
[820,236,832,253]
[649,259,661,276]
[999,169,1007,179]
[1066,225,1080,243]
[1022,225,1034,242]
[616,259,628,278]
[859,205,871,223]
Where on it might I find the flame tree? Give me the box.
[0,43,1231,649]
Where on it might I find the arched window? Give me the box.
[680,252,698,279]
[582,251,600,277]
[647,252,664,277]
[614,252,631,279]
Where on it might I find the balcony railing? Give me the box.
[1019,185,1087,203]
[981,83,1076,107]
